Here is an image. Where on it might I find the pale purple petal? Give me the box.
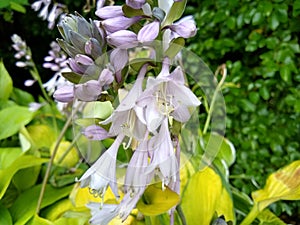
[95,6,123,19]
[137,20,160,43]
[53,85,74,102]
[102,16,142,33]
[107,30,138,48]
[74,80,102,101]
[82,125,109,140]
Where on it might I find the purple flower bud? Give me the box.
[53,85,74,102]
[99,68,114,86]
[102,16,142,33]
[107,30,137,48]
[68,58,85,74]
[82,125,109,140]
[126,0,146,9]
[95,6,124,19]
[75,54,94,66]
[168,16,197,38]
[137,20,160,43]
[74,80,102,101]
[85,38,102,59]
[15,61,27,67]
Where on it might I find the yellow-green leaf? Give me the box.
[27,215,54,225]
[0,155,48,199]
[136,183,180,216]
[181,167,222,225]
[257,209,286,225]
[252,160,300,211]
[215,186,235,223]
[0,60,13,101]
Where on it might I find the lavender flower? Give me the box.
[126,0,146,9]
[137,20,160,43]
[168,16,197,38]
[87,203,118,225]
[82,125,109,140]
[95,6,124,19]
[53,85,74,102]
[11,34,32,68]
[78,134,125,199]
[102,16,142,33]
[107,30,138,49]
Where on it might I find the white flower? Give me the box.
[78,134,124,198]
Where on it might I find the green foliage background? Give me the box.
[186,0,300,218]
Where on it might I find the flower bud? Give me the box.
[85,38,103,59]
[75,54,94,66]
[107,30,137,48]
[137,20,160,43]
[74,80,102,101]
[126,0,146,9]
[82,125,109,140]
[168,16,197,38]
[102,16,142,33]
[95,6,123,19]
[99,68,114,87]
[53,86,74,102]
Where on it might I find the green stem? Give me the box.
[35,105,77,214]
[176,205,187,225]
[240,204,260,225]
[57,132,81,164]
[202,64,227,135]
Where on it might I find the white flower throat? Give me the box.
[155,83,174,116]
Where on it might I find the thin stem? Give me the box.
[176,205,187,225]
[202,64,227,135]
[35,104,80,214]
[240,204,260,225]
[57,132,82,164]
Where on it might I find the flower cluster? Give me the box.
[31,0,67,29]
[11,34,32,68]
[53,0,199,224]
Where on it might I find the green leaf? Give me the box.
[27,215,54,225]
[0,148,22,169]
[10,184,73,225]
[61,72,82,84]
[239,99,256,112]
[259,86,270,100]
[164,37,185,59]
[279,65,291,83]
[10,88,35,106]
[10,1,26,13]
[0,106,34,140]
[0,204,12,225]
[252,12,263,25]
[162,0,187,26]
[12,166,41,191]
[270,12,279,30]
[0,60,13,101]
[203,133,236,168]
[122,5,144,17]
[257,209,286,225]
[0,155,48,199]
[82,101,113,120]
[136,183,180,216]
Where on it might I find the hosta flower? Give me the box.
[88,203,118,225]
[126,0,146,9]
[57,13,105,59]
[78,134,124,199]
[107,30,138,49]
[102,16,142,33]
[110,48,129,82]
[95,6,124,19]
[147,118,178,187]
[82,125,109,140]
[11,34,32,68]
[53,85,74,102]
[74,80,102,102]
[137,20,160,43]
[168,16,197,38]
[137,59,200,132]
[102,64,148,140]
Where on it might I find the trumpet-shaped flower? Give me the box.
[78,134,124,199]
[168,16,197,38]
[147,118,178,187]
[102,64,148,140]
[87,203,118,225]
[137,60,200,132]
[107,30,138,49]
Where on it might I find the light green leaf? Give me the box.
[0,60,13,101]
[27,124,57,149]
[83,101,113,120]
[280,65,291,83]
[10,1,26,13]
[181,167,222,225]
[0,148,22,169]
[0,204,12,225]
[162,0,187,26]
[257,209,286,225]
[10,88,35,106]
[10,184,73,225]
[0,106,34,140]
[136,183,180,216]
[27,215,54,225]
[0,155,48,199]
[12,166,41,191]
[270,12,279,30]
